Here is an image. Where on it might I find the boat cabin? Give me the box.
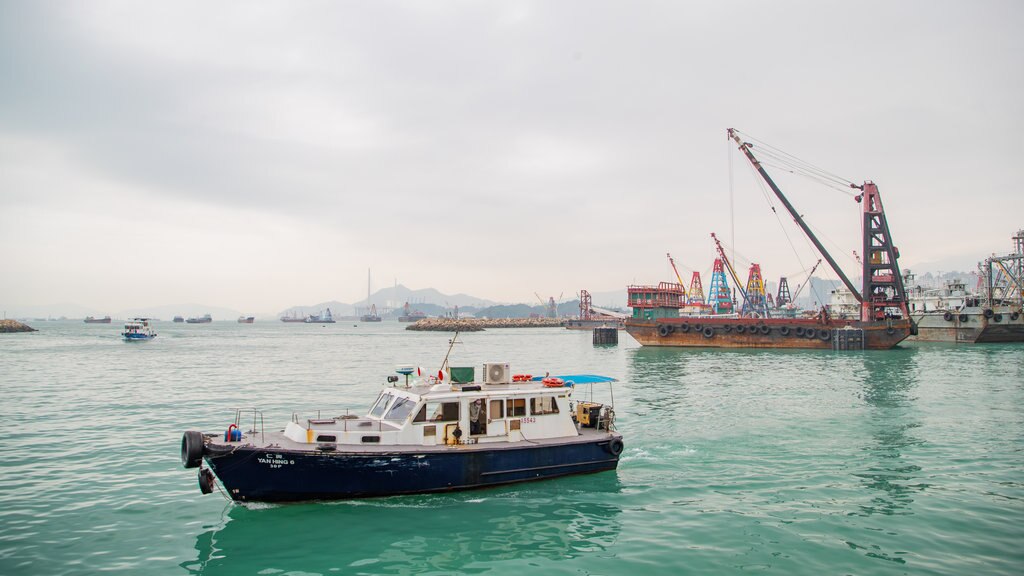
[282,365,613,449]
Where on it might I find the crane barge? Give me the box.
[623,129,914,350]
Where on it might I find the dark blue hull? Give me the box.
[206,437,621,502]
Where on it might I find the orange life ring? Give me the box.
[542,377,564,388]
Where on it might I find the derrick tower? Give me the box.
[741,263,770,317]
[707,259,734,314]
[688,271,706,305]
[579,289,593,321]
[776,277,792,308]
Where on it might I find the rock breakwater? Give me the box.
[405,318,564,331]
[0,319,37,333]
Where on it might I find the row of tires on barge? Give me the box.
[656,322,835,341]
[941,310,1021,323]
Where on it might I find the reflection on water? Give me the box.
[182,476,622,575]
[853,348,928,517]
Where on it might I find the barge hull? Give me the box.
[624,318,911,350]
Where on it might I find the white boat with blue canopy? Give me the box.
[181,359,622,503]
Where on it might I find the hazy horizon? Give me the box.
[3,1,1022,314]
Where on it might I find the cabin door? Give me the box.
[485,399,508,438]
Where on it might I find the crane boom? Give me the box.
[727,128,863,302]
[791,259,822,301]
[666,253,689,298]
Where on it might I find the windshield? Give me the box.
[369,393,393,418]
[384,397,418,421]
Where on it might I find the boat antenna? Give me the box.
[440,331,462,373]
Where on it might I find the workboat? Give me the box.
[305,308,335,323]
[180,361,622,502]
[902,231,1024,343]
[122,318,157,340]
[624,129,914,350]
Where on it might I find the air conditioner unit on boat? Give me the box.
[483,362,511,384]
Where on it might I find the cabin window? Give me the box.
[361,435,381,443]
[369,393,393,418]
[489,399,504,419]
[384,397,418,421]
[413,406,427,423]
[530,396,559,415]
[316,435,336,442]
[424,401,460,422]
[508,398,526,417]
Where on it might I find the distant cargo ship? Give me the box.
[173,316,184,323]
[237,316,255,324]
[186,314,212,324]
[903,230,1023,343]
[305,308,335,324]
[84,316,111,324]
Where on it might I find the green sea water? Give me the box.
[1,322,1021,575]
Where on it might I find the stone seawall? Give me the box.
[0,319,37,333]
[405,318,564,332]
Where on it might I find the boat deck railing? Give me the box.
[233,408,265,437]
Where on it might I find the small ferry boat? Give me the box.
[181,361,622,502]
[122,318,157,340]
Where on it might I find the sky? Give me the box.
[2,0,1023,315]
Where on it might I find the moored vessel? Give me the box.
[397,302,427,322]
[122,318,157,340]
[180,359,621,502]
[84,316,111,324]
[305,308,335,323]
[624,129,913,350]
[186,314,212,324]
[904,230,1024,343]
[173,316,184,323]
[237,316,255,324]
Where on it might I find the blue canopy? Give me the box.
[530,374,617,385]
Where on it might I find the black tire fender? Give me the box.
[779,326,791,336]
[943,311,953,322]
[959,313,969,323]
[606,438,624,456]
[181,431,204,469]
[993,313,1003,323]
[886,326,896,335]
[984,308,994,319]
[679,323,690,333]
[198,468,215,495]
[658,324,670,337]
[702,326,714,338]
[805,328,817,339]
[759,324,770,335]
[795,326,805,336]
[819,330,831,341]
[735,325,746,334]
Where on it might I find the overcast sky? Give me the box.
[2,0,1022,314]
